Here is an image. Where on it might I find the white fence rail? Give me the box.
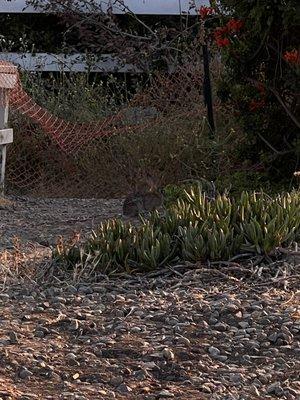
[0,0,208,15]
[0,53,142,73]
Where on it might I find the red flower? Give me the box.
[215,37,230,47]
[198,6,215,19]
[226,19,244,33]
[249,99,265,112]
[283,49,300,65]
[214,26,229,39]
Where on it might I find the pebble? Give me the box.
[8,331,19,344]
[110,376,124,386]
[214,322,228,332]
[18,367,33,379]
[177,336,191,346]
[238,321,249,329]
[162,348,175,361]
[117,384,132,394]
[131,326,142,333]
[267,382,285,397]
[208,346,221,357]
[158,390,175,398]
[78,286,93,295]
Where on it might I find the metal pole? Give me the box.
[202,43,215,134]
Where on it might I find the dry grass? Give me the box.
[0,238,51,288]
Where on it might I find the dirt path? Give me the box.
[0,196,123,250]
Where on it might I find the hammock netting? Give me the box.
[0,59,206,196]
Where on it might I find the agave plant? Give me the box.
[53,187,300,274]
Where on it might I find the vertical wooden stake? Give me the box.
[0,145,7,197]
[0,88,9,197]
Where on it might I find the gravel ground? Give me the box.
[0,196,122,249]
[0,197,299,399]
[0,268,299,400]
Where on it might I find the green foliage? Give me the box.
[214,0,300,183]
[53,188,300,274]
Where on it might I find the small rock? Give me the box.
[110,376,124,386]
[66,353,79,365]
[177,336,191,346]
[267,382,284,397]
[216,355,228,362]
[200,384,212,393]
[117,384,132,394]
[162,348,175,361]
[131,326,142,334]
[229,373,243,384]
[158,390,175,398]
[208,346,221,357]
[249,385,261,396]
[78,286,93,295]
[225,303,239,313]
[8,331,19,344]
[239,321,249,329]
[19,367,33,379]
[269,333,278,343]
[133,370,147,381]
[214,322,228,332]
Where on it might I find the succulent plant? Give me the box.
[53,188,300,273]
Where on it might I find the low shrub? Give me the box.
[53,187,300,274]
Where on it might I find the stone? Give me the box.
[19,367,33,379]
[238,321,250,329]
[78,286,93,295]
[110,376,124,386]
[162,348,175,361]
[131,326,142,333]
[117,384,132,394]
[177,336,191,346]
[208,346,221,357]
[8,331,19,344]
[267,382,284,397]
[158,390,175,398]
[214,322,228,332]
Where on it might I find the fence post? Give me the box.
[0,63,17,197]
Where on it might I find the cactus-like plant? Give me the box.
[53,187,300,273]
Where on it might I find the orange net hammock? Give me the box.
[0,61,135,155]
[0,59,204,195]
[1,60,203,152]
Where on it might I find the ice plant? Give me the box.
[283,49,300,65]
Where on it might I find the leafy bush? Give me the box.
[53,187,300,274]
[201,1,300,184]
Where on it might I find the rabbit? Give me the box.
[123,175,163,217]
